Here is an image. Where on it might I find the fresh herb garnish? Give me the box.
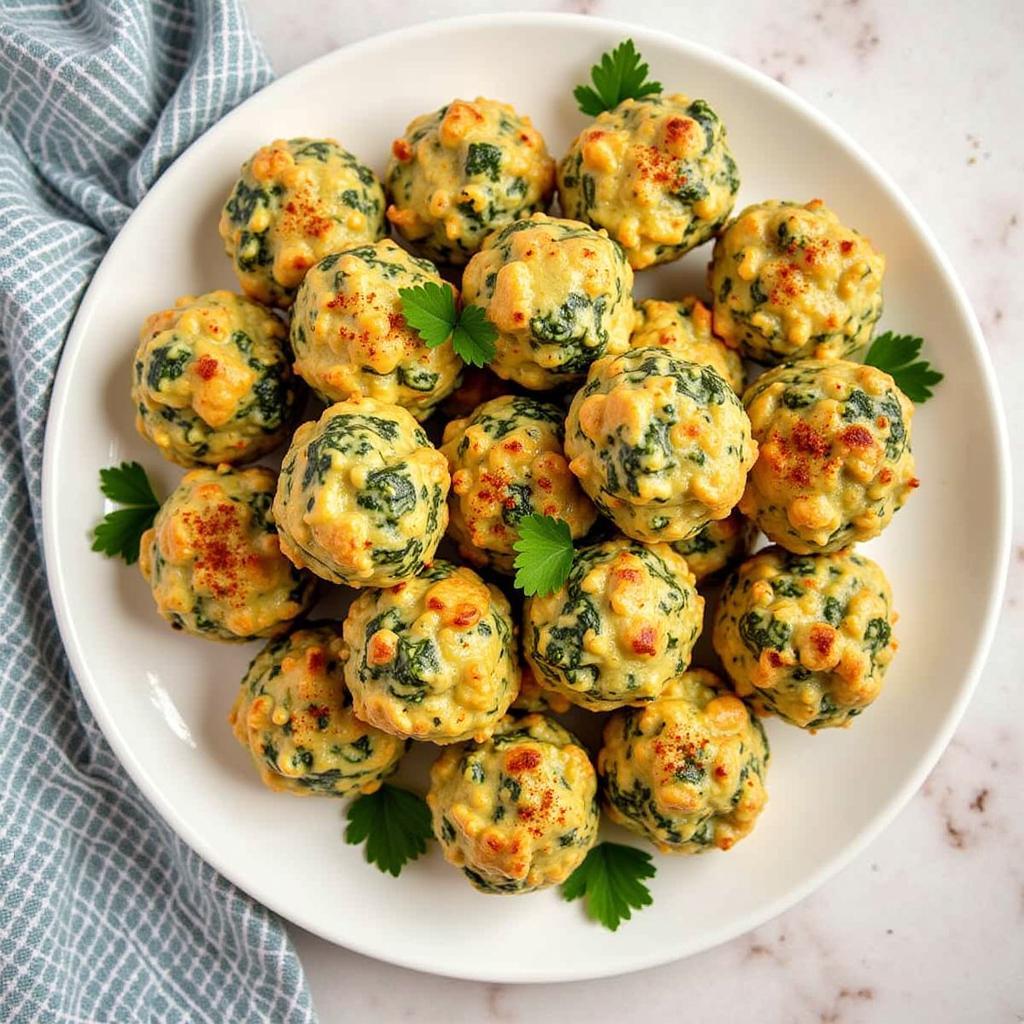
[91,461,160,565]
[561,841,657,931]
[863,331,943,403]
[573,38,663,117]
[398,282,497,368]
[512,514,575,597]
[344,783,433,877]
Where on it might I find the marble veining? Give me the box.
[242,1,1024,1020]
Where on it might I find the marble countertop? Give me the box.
[244,2,1023,1020]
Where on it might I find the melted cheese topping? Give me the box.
[441,395,597,573]
[524,537,703,710]
[599,669,769,853]
[631,297,744,393]
[386,97,555,265]
[565,348,757,542]
[139,465,315,642]
[230,624,406,796]
[710,199,885,362]
[670,510,753,583]
[558,94,739,269]
[341,561,520,744]
[290,241,462,418]
[218,138,386,308]
[428,713,598,893]
[132,290,296,467]
[713,546,898,729]
[740,359,917,553]
[273,397,449,588]
[461,213,635,389]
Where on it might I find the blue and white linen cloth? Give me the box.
[0,2,317,1020]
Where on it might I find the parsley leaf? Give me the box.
[399,282,497,368]
[561,842,656,931]
[512,514,575,597]
[863,331,944,403]
[344,783,433,877]
[91,461,160,565]
[574,38,663,117]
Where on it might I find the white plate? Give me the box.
[42,13,1011,983]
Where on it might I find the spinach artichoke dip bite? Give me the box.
[219,137,386,308]
[671,510,754,583]
[139,465,315,642]
[558,94,739,270]
[713,546,898,729]
[230,624,407,796]
[631,297,744,394]
[440,395,597,573]
[427,713,599,893]
[710,199,885,363]
[273,398,449,587]
[524,537,704,711]
[290,241,461,417]
[385,97,556,264]
[461,213,635,390]
[564,348,757,543]
[341,561,519,744]
[740,359,917,553]
[132,290,297,467]
[598,668,768,853]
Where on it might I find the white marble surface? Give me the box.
[244,2,1024,1020]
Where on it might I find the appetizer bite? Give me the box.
[599,668,768,852]
[740,359,917,553]
[713,547,898,729]
[386,97,556,265]
[564,348,757,543]
[290,241,462,418]
[524,537,703,711]
[341,561,518,745]
[139,465,315,642]
[273,398,449,588]
[461,213,635,389]
[219,137,386,307]
[428,713,599,893]
[670,510,754,584]
[630,296,744,393]
[131,290,297,467]
[559,94,739,269]
[441,395,597,573]
[710,199,885,363]
[230,623,407,796]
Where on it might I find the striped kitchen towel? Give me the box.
[0,2,316,1021]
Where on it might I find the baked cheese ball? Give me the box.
[428,713,598,893]
[230,624,406,796]
[740,359,917,553]
[290,241,461,417]
[273,398,449,588]
[631,297,744,393]
[710,199,885,362]
[440,395,597,573]
[565,348,757,543]
[713,547,898,729]
[139,465,315,642]
[524,537,704,711]
[132,291,297,467]
[461,213,635,389]
[386,97,556,264]
[599,669,768,853]
[219,138,386,307]
[341,561,519,744]
[558,94,739,269]
[671,510,754,583]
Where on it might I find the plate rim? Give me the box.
[40,10,1013,983]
